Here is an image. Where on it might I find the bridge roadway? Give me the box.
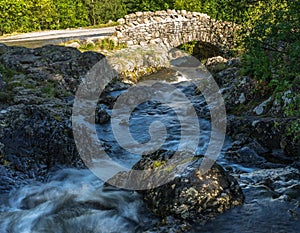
[0,27,116,48]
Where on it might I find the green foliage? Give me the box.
[240,0,300,136]
[0,154,10,166]
[123,0,251,22]
[174,0,252,23]
[0,0,127,34]
[0,65,17,103]
[153,160,166,168]
[40,80,72,98]
[41,85,59,98]
[241,0,300,93]
[0,92,13,103]
[287,119,300,142]
[124,0,175,13]
[51,0,90,29]
[0,64,19,79]
[95,38,127,50]
[83,0,127,25]
[30,0,57,30]
[177,41,197,55]
[67,38,127,52]
[0,0,33,34]
[174,0,202,12]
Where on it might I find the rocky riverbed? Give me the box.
[0,43,299,232]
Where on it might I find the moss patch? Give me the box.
[153,160,166,168]
[63,38,127,54]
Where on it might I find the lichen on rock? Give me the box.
[107,150,244,224]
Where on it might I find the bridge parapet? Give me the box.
[113,10,238,50]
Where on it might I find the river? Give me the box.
[0,68,299,232]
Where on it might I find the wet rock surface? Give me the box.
[227,116,299,159]
[108,150,244,227]
[0,44,106,192]
[0,44,104,92]
[192,166,300,233]
[208,56,299,160]
[239,166,300,201]
[139,154,244,223]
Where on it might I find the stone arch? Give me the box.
[113,9,238,51]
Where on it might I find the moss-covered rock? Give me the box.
[107,150,244,223]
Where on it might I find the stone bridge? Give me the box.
[113,9,238,51]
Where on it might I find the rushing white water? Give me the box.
[0,169,157,233]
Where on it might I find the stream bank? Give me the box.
[0,43,299,232]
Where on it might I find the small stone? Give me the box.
[117,18,125,25]
[96,109,110,124]
[0,73,5,91]
[135,12,143,17]
[139,41,148,46]
[84,38,95,46]
[253,97,273,115]
[167,9,174,14]
[66,42,80,49]
[126,40,134,46]
[116,31,123,38]
[238,93,246,104]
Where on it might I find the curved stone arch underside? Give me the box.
[113,10,238,51]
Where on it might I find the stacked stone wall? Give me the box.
[113,9,238,50]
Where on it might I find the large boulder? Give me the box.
[108,150,244,223]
